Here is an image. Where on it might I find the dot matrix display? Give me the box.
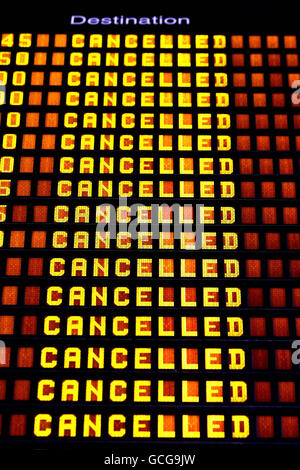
[0,28,300,447]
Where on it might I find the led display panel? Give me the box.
[0,6,299,457]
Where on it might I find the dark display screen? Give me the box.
[0,5,299,458]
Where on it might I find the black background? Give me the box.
[0,2,296,33]
[0,0,299,463]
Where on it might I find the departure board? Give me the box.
[0,5,299,459]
